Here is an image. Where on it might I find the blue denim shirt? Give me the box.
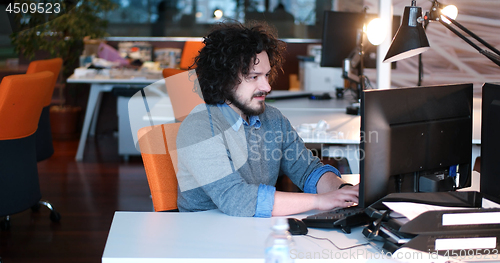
[217,103,342,217]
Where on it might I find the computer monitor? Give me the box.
[359,83,473,208]
[480,83,500,202]
[320,11,400,69]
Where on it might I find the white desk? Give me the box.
[67,73,162,161]
[102,210,392,263]
[103,172,487,262]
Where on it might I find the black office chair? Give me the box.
[0,72,61,230]
[25,58,64,221]
[26,58,63,161]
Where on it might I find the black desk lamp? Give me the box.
[383,0,500,68]
[342,24,366,115]
[343,8,380,115]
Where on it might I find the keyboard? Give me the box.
[302,206,372,234]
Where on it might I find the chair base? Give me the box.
[0,215,10,230]
[1,199,61,230]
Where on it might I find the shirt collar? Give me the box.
[217,103,262,131]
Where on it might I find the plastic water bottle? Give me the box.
[265,218,294,263]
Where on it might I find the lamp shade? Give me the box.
[383,5,430,63]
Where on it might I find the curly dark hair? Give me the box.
[193,21,286,105]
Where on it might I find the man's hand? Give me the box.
[314,184,359,211]
[271,171,360,216]
[271,184,359,216]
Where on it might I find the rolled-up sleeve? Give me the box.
[303,165,341,194]
[254,184,276,218]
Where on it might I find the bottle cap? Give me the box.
[272,218,289,231]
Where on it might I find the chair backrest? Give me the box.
[161,41,204,87]
[179,41,204,70]
[162,68,185,79]
[26,58,63,107]
[138,123,181,212]
[163,70,205,122]
[0,71,53,216]
[0,71,54,140]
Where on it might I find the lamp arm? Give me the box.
[438,19,482,52]
[479,50,500,68]
[442,14,500,57]
[438,17,500,67]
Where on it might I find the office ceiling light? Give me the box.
[383,0,429,63]
[213,9,223,19]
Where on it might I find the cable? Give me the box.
[362,75,374,90]
[304,234,370,250]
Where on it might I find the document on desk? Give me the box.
[383,200,500,221]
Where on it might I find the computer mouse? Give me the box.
[287,218,308,235]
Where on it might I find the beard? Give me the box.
[228,91,268,116]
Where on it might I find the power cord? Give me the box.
[363,75,374,90]
[304,234,370,250]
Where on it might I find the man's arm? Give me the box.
[271,172,359,216]
[316,171,349,193]
[271,185,359,216]
[267,111,359,216]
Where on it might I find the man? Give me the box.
[175,21,358,217]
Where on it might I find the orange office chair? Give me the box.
[26,58,63,161]
[0,71,61,230]
[137,123,181,212]
[163,69,205,122]
[162,68,185,79]
[162,41,204,78]
[179,41,204,70]
[162,42,205,122]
